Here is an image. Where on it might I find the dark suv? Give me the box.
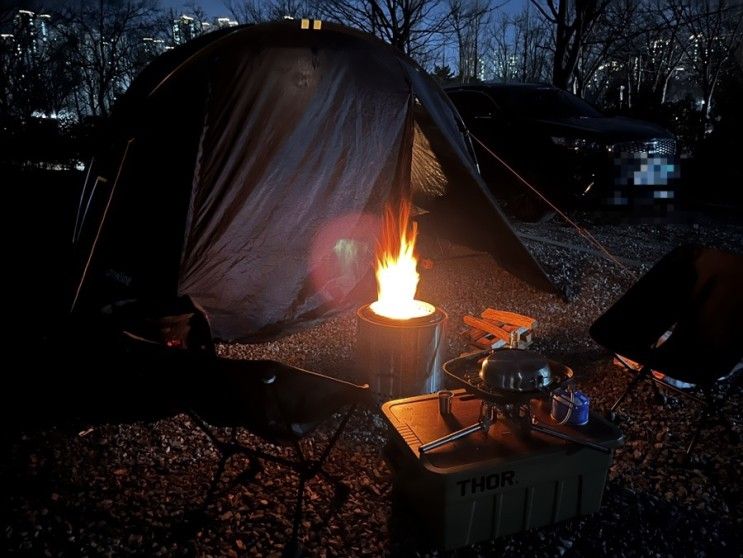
[445,83,680,212]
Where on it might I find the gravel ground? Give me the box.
[3,213,742,557]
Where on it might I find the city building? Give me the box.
[10,9,52,63]
[0,33,15,69]
[173,15,199,45]
[142,37,166,58]
[36,13,51,43]
[492,53,519,82]
[216,17,239,29]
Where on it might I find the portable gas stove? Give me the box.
[381,349,623,550]
[419,349,609,453]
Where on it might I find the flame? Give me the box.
[369,202,435,320]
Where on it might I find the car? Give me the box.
[445,83,680,215]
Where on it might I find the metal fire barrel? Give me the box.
[355,303,447,399]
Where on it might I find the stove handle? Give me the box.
[530,420,610,454]
[418,421,485,454]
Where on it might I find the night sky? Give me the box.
[161,0,234,18]
[161,0,523,19]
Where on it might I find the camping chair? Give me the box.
[589,244,743,456]
[185,358,369,556]
[113,298,370,555]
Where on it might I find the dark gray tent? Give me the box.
[74,20,555,342]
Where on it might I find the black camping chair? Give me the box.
[590,244,743,456]
[185,358,369,556]
[113,298,370,555]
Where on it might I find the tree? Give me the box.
[56,0,160,121]
[511,2,551,83]
[664,0,743,128]
[446,0,491,83]
[225,0,314,22]
[432,63,455,82]
[530,0,612,89]
[570,0,644,99]
[487,12,517,81]
[480,3,550,84]
[625,0,687,107]
[224,0,266,23]
[315,0,447,60]
[183,2,209,30]
[0,5,75,124]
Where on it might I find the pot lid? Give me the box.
[479,349,571,392]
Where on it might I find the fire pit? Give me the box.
[355,202,447,398]
[356,303,447,398]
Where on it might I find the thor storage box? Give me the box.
[381,390,623,550]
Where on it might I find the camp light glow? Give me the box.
[369,203,435,320]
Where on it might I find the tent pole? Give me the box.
[75,176,109,244]
[148,28,243,98]
[72,156,95,243]
[70,138,135,313]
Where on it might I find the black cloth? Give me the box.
[590,245,743,385]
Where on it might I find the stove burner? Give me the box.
[446,349,573,403]
[418,350,609,455]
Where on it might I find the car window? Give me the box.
[487,87,602,119]
[448,91,498,120]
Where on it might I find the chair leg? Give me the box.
[309,403,357,476]
[186,411,261,500]
[283,474,307,558]
[315,405,356,506]
[686,389,714,456]
[187,410,225,450]
[648,376,667,404]
[318,468,350,507]
[203,448,231,505]
[280,404,358,554]
[187,402,359,554]
[610,365,652,414]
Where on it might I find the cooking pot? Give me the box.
[478,349,572,392]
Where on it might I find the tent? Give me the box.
[73,20,556,342]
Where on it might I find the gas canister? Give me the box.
[551,389,590,426]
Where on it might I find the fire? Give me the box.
[370,202,435,320]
